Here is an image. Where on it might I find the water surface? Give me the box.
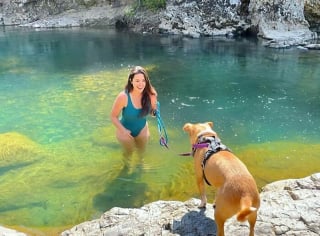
[0,27,319,235]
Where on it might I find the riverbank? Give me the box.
[61,172,320,235]
[2,173,319,236]
[0,0,319,48]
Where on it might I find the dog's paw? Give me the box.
[198,203,206,209]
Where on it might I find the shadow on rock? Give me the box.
[172,208,217,235]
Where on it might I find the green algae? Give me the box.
[1,115,319,235]
[0,65,181,233]
[0,57,33,75]
[0,132,43,164]
[1,62,319,235]
[237,141,320,188]
[0,123,193,231]
[0,133,123,227]
[2,126,317,232]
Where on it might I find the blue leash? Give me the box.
[154,102,169,149]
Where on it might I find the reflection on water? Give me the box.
[0,27,319,234]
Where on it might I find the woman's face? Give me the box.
[131,73,146,93]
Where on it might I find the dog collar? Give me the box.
[192,143,210,149]
[191,137,213,156]
[178,132,217,157]
[178,142,209,157]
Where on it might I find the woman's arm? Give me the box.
[150,92,158,116]
[110,91,127,131]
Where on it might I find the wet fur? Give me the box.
[183,122,260,236]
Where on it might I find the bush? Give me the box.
[140,0,166,11]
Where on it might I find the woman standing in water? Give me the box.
[110,66,158,159]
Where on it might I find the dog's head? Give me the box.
[183,122,217,145]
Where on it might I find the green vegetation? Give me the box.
[140,0,166,11]
[135,0,166,11]
[122,0,166,30]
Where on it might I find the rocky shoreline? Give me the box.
[61,172,320,236]
[1,173,319,236]
[0,0,319,48]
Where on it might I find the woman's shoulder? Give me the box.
[118,90,128,98]
[115,91,128,105]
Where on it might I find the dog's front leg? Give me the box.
[197,177,207,208]
[194,161,207,208]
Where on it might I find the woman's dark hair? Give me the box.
[125,66,157,117]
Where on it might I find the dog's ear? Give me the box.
[207,122,214,128]
[183,123,192,132]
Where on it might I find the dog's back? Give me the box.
[183,122,260,236]
[205,150,260,236]
[205,150,260,220]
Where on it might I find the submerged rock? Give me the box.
[61,172,320,236]
[0,226,27,236]
[249,0,317,48]
[303,43,320,50]
[0,132,43,165]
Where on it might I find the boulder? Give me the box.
[305,0,320,33]
[0,226,27,236]
[249,0,317,48]
[158,0,247,38]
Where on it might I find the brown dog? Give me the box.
[183,122,260,236]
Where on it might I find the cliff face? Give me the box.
[0,0,78,25]
[0,0,131,26]
[0,0,319,47]
[305,0,320,33]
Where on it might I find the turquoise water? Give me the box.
[0,27,319,234]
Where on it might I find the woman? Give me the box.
[110,66,158,158]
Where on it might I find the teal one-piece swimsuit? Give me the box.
[120,91,147,137]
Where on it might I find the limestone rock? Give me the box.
[0,226,27,236]
[305,0,320,33]
[20,5,128,28]
[1,173,319,235]
[158,0,247,38]
[62,173,320,236]
[61,198,216,236]
[1,0,319,48]
[249,0,317,47]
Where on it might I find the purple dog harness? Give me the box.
[188,135,231,186]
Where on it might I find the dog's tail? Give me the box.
[236,197,258,222]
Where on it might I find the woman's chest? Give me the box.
[129,94,142,109]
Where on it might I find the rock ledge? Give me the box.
[61,173,320,236]
[1,173,319,235]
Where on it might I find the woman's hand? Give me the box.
[151,109,157,117]
[150,94,158,117]
[121,127,134,139]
